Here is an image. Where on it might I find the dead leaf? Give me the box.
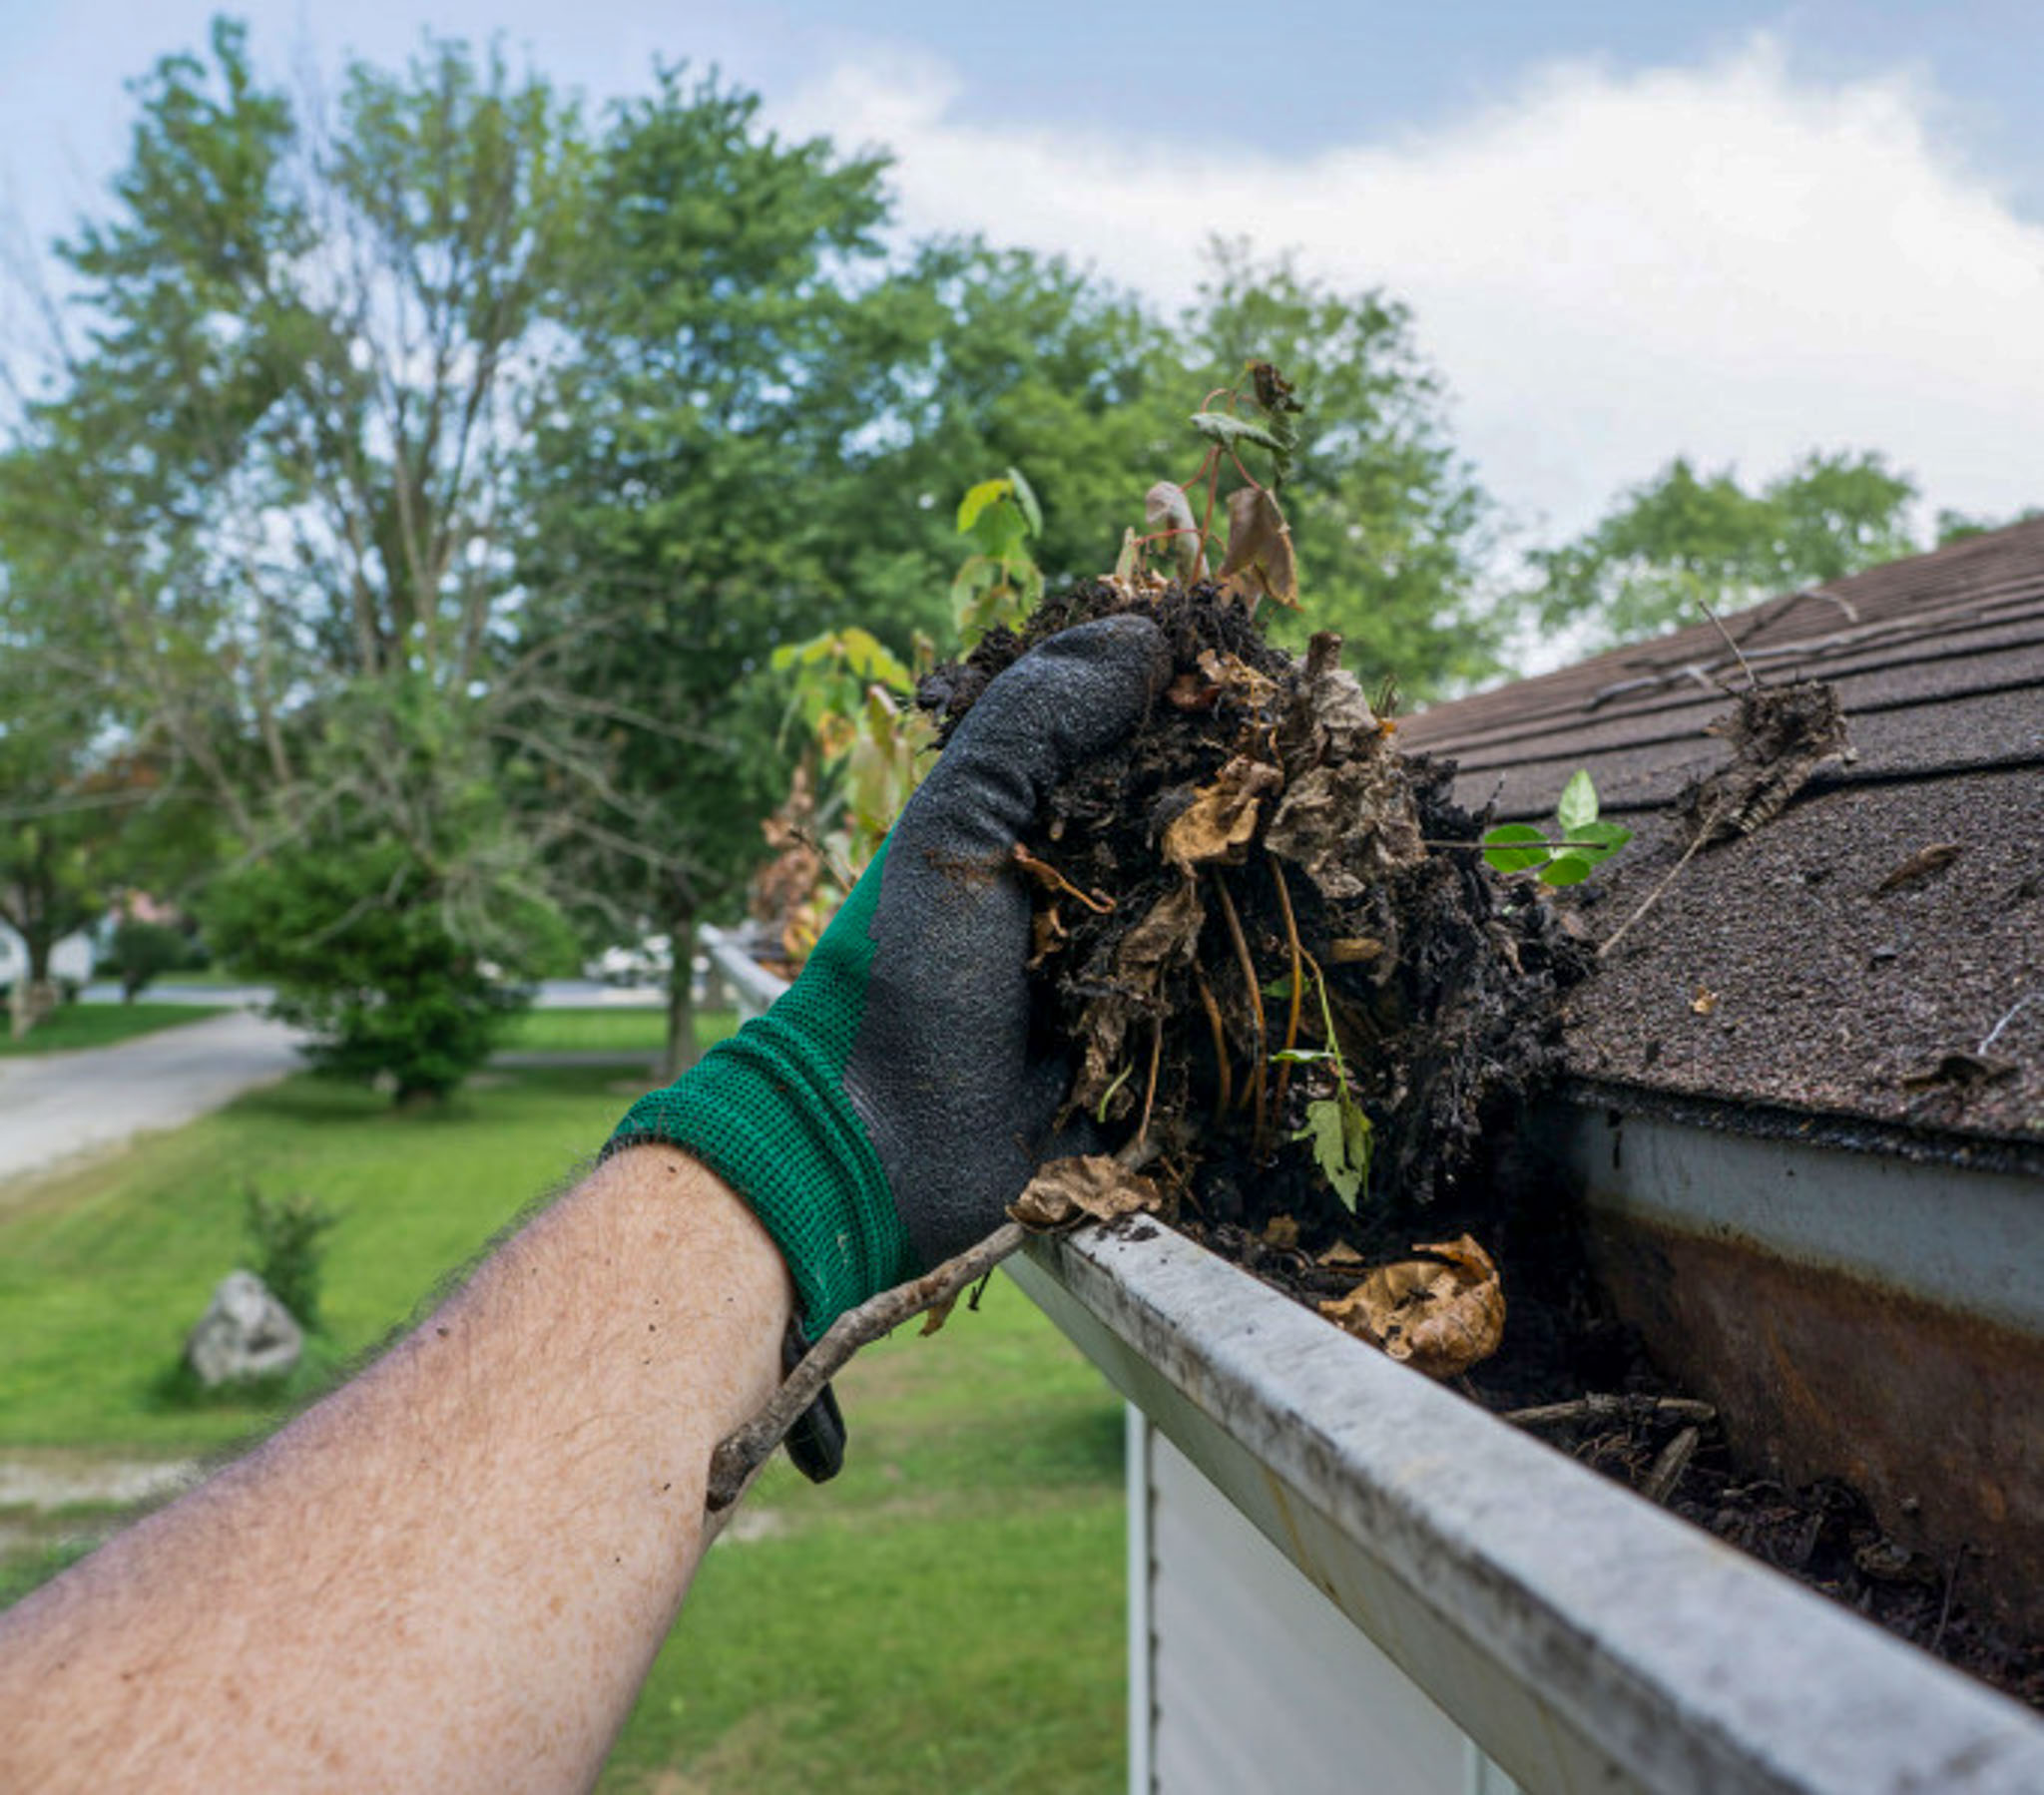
[1266,756,1424,900]
[1073,880,1206,1115]
[1325,937,1383,964]
[1260,1214,1299,1250]
[1166,672,1220,712]
[1691,986,1720,1016]
[1318,1234,1506,1378]
[1162,755,1283,872]
[1195,648,1279,713]
[1875,842,1962,894]
[1217,486,1299,611]
[1682,681,1851,846]
[1028,904,1068,970]
[1317,1241,1364,1267]
[1008,1155,1165,1230]
[1145,481,1205,584]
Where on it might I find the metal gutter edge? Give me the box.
[1006,1224,2044,1795]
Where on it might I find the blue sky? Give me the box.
[2,3,2039,547]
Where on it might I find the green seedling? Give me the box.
[1481,769,1632,887]
[1277,963,1373,1212]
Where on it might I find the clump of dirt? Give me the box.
[923,578,1592,1306]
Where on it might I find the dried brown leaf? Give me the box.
[1217,486,1299,611]
[1162,754,1283,873]
[1145,481,1205,584]
[1008,1155,1165,1231]
[1318,1233,1505,1378]
[1875,842,1962,894]
[1260,1214,1300,1250]
[1317,1240,1365,1267]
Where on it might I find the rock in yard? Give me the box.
[185,1271,302,1387]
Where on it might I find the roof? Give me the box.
[1398,519,2044,1162]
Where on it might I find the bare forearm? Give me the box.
[0,1145,790,1793]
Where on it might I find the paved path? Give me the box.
[0,1010,304,1192]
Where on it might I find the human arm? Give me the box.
[0,1144,788,1793]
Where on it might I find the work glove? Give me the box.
[606,616,1171,1471]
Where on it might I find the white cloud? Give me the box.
[776,37,2044,544]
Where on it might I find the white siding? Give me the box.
[1140,1412,1519,1795]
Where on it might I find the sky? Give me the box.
[1,1,2039,549]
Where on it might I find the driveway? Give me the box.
[0,1010,304,1191]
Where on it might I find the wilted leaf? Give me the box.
[1195,649,1280,712]
[1261,1214,1299,1250]
[1162,755,1283,872]
[1217,486,1299,611]
[1189,410,1286,456]
[1009,1155,1165,1230]
[1293,1090,1372,1211]
[1145,481,1205,584]
[1318,1234,1505,1378]
[1114,527,1142,583]
[1249,359,1301,416]
[1317,1240,1364,1267]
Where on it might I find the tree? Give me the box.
[1525,450,1920,646]
[18,21,588,1095]
[517,67,903,1078]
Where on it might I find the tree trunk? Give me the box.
[660,904,700,1086]
[9,925,57,1042]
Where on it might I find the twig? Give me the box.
[1136,1013,1164,1153]
[1696,597,1760,691]
[1979,991,2037,1055]
[1504,1394,1718,1429]
[1271,862,1305,1123]
[1642,1426,1701,1506]
[706,1222,1029,1512]
[1931,1545,1969,1654]
[1213,874,1267,1148]
[1193,964,1233,1122]
[1599,816,1720,961]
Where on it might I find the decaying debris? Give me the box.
[1875,842,1963,894]
[1008,1155,1164,1230]
[1317,1234,1506,1378]
[1679,679,1852,846]
[922,578,1590,1373]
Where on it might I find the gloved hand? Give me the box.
[608,613,1170,1354]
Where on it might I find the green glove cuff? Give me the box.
[604,854,913,1336]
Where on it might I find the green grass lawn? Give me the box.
[499,1004,739,1056]
[0,1003,230,1057]
[0,1044,1125,1791]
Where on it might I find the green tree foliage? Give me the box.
[1525,450,1920,646]
[22,22,585,1095]
[517,67,900,1076]
[1185,243,1496,692]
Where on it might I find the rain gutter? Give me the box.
[1006,1214,2044,1795]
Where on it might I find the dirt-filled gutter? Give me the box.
[1007,1213,2044,1795]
